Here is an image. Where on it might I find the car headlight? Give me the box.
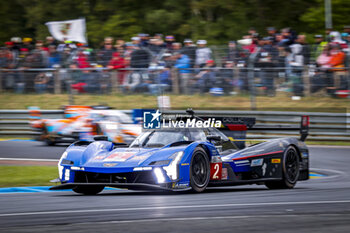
[163,151,184,180]
[58,151,68,180]
[148,160,170,166]
[153,167,166,183]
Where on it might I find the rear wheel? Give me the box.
[45,138,56,146]
[265,146,300,189]
[190,147,210,193]
[72,185,105,195]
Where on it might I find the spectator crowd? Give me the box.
[1,26,350,96]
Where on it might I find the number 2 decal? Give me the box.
[213,164,220,179]
[210,163,222,180]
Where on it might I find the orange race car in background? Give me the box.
[29,106,141,146]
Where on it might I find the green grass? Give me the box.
[0,137,31,140]
[0,93,348,112]
[0,166,58,187]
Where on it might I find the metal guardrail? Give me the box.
[0,109,349,141]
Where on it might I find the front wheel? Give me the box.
[72,185,105,195]
[265,146,300,189]
[190,147,210,193]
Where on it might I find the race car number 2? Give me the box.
[210,162,222,180]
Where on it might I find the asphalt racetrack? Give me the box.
[0,141,350,232]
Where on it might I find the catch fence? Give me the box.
[1,66,349,98]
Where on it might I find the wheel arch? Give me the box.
[197,144,212,162]
[183,141,217,163]
[289,143,303,162]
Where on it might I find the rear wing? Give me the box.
[63,105,92,119]
[215,115,309,142]
[180,109,308,148]
[182,109,309,148]
[300,115,310,141]
[243,115,309,141]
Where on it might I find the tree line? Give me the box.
[1,0,350,46]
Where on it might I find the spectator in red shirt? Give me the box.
[76,51,90,68]
[108,52,126,84]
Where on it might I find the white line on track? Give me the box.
[1,200,350,217]
[0,158,59,162]
[308,145,350,149]
[75,213,350,225]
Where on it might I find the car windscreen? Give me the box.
[130,130,189,148]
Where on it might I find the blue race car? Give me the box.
[50,111,310,194]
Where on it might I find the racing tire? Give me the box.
[72,185,105,195]
[190,147,210,193]
[265,146,300,189]
[45,138,56,146]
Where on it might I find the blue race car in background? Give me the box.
[51,112,310,194]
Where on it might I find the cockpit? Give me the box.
[129,128,237,153]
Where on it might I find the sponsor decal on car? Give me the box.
[251,158,263,167]
[210,161,222,180]
[234,159,249,165]
[271,158,281,163]
[103,163,118,167]
[234,159,249,164]
[234,159,250,167]
[221,167,228,180]
[175,183,189,189]
[70,166,85,171]
[104,152,135,162]
[64,169,70,181]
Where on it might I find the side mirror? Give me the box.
[207,135,221,142]
[94,135,108,141]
